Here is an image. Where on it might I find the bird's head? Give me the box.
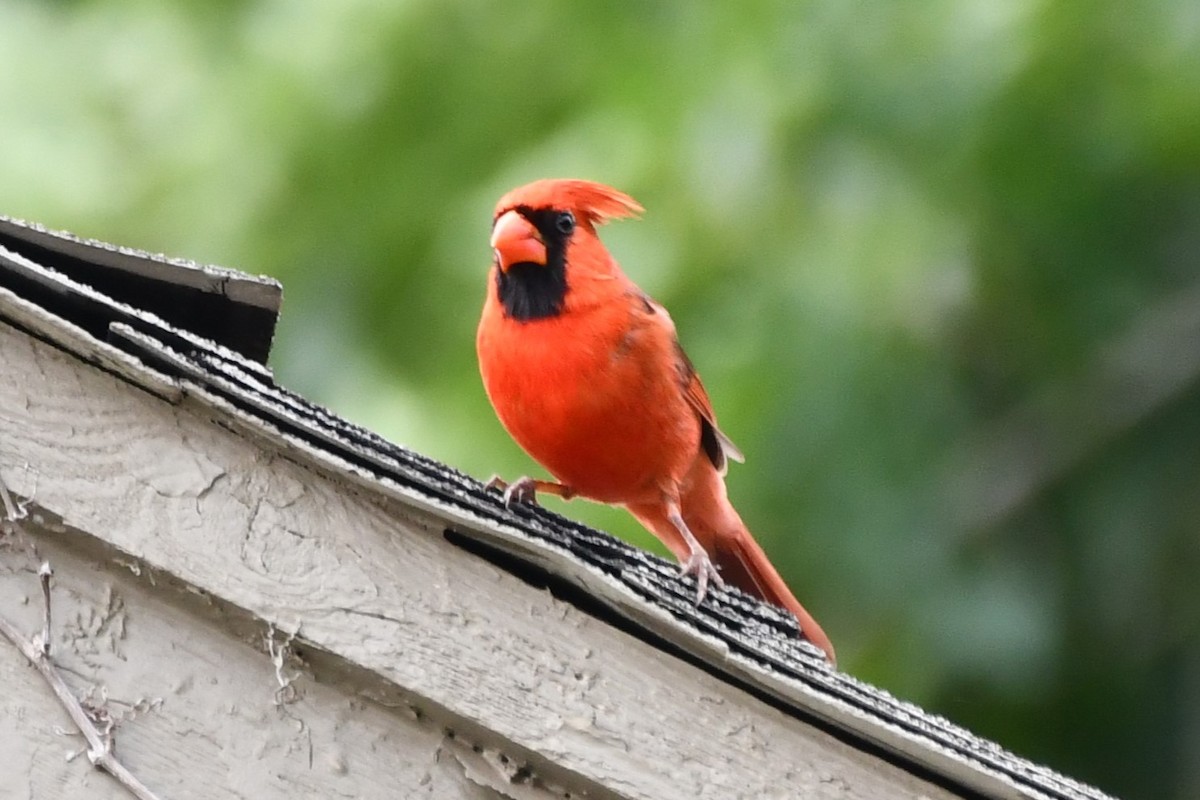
[489,179,642,321]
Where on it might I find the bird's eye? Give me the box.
[555,211,576,235]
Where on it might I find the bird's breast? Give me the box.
[477,297,699,504]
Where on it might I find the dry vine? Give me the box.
[0,471,163,800]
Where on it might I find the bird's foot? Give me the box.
[663,501,726,605]
[485,475,574,507]
[485,474,534,506]
[678,549,726,605]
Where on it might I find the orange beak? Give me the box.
[490,210,546,272]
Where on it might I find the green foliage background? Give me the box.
[3,1,1199,797]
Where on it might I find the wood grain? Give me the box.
[0,530,507,800]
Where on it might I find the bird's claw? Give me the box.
[679,551,725,605]
[485,475,540,508]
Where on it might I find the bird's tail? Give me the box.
[710,520,836,665]
[630,466,837,665]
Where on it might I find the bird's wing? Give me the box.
[676,343,745,473]
[637,292,745,473]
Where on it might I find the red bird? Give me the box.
[476,179,835,664]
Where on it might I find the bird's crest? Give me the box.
[494,179,643,226]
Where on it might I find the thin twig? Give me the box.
[0,612,162,800]
[39,561,52,656]
[0,474,162,800]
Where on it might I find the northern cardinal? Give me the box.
[476,179,835,664]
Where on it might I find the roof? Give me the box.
[0,214,1115,800]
